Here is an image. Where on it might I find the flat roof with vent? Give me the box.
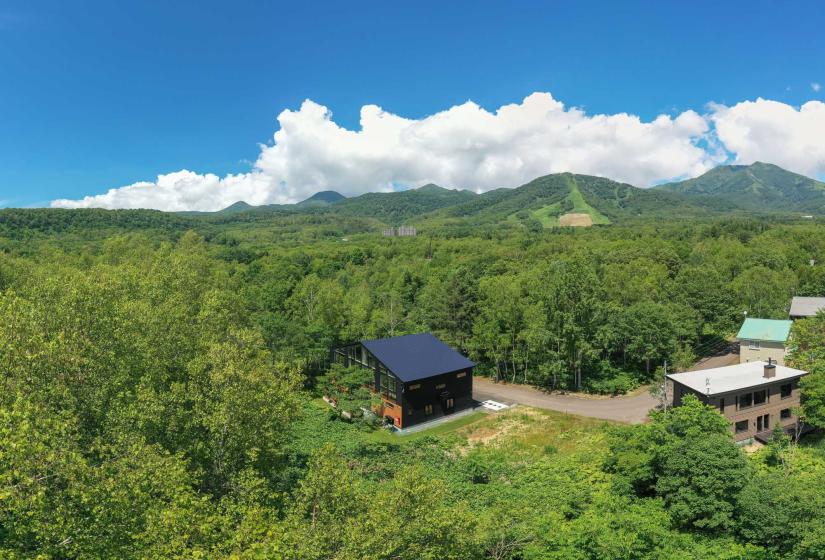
[667,361,807,396]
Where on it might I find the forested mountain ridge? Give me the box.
[205,184,473,223]
[425,172,730,229]
[200,163,823,228]
[658,162,825,213]
[0,207,205,238]
[317,183,477,224]
[1,164,820,248]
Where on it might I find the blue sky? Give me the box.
[1,0,824,209]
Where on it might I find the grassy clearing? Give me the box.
[565,176,611,225]
[453,406,614,458]
[526,176,611,228]
[530,202,562,227]
[293,399,611,462]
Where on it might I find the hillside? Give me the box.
[208,185,472,223]
[658,162,825,214]
[174,163,825,227]
[217,201,255,214]
[425,172,728,229]
[321,183,478,224]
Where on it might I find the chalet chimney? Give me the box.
[764,358,776,379]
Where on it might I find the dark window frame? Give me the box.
[753,389,767,406]
[735,420,749,433]
[780,383,792,399]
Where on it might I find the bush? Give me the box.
[584,364,640,395]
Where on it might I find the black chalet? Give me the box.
[333,333,475,428]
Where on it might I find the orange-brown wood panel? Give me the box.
[380,398,404,428]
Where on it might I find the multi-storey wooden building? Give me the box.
[333,333,475,429]
[667,360,807,442]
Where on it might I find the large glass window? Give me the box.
[781,408,791,419]
[735,420,749,433]
[780,383,792,398]
[753,390,767,405]
[387,376,397,401]
[378,366,397,401]
[739,393,753,409]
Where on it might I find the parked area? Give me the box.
[472,376,657,424]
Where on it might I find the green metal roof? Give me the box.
[736,318,792,343]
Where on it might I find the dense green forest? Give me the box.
[3,207,825,558]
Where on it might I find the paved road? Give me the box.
[473,377,657,424]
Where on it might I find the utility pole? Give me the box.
[662,360,668,414]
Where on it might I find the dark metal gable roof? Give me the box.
[360,333,475,383]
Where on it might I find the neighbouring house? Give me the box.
[332,333,474,429]
[789,296,825,320]
[381,226,418,237]
[736,318,793,366]
[667,360,807,442]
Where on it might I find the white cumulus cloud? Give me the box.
[51,92,825,211]
[51,93,720,211]
[711,98,825,178]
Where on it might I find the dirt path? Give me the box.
[473,377,657,424]
[687,351,738,371]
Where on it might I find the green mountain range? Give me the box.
[207,162,825,227]
[657,162,825,214]
[326,184,476,223]
[430,173,726,227]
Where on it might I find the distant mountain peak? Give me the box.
[218,201,254,213]
[415,183,446,192]
[658,162,825,213]
[296,190,346,207]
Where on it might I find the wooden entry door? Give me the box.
[757,414,769,432]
